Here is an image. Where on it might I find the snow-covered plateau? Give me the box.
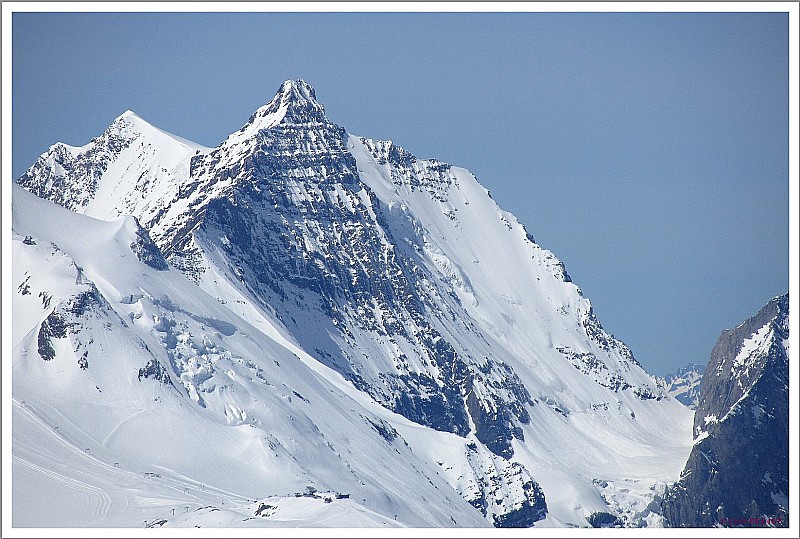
[12,79,696,529]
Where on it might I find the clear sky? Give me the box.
[11,10,789,376]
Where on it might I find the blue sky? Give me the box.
[12,11,789,375]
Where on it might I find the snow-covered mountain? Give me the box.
[16,110,210,230]
[14,79,694,528]
[662,294,789,528]
[660,364,705,409]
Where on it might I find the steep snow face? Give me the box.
[11,185,489,528]
[14,80,695,528]
[350,135,663,404]
[348,135,693,526]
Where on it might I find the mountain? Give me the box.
[661,294,789,528]
[16,110,210,230]
[14,79,694,528]
[661,364,705,409]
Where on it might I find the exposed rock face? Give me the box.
[460,441,547,527]
[130,220,169,271]
[662,294,789,528]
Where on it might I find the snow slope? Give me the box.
[11,185,488,528]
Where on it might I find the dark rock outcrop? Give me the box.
[662,294,789,528]
[130,221,169,271]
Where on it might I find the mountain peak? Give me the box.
[239,79,328,135]
[118,109,140,120]
[107,110,209,152]
[277,78,318,105]
[112,109,151,129]
[109,109,152,135]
